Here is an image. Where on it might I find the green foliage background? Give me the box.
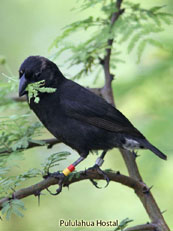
[0,0,172,230]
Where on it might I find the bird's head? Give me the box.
[19,56,64,97]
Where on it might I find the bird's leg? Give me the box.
[88,150,110,188]
[45,156,85,195]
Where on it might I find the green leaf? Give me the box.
[128,25,163,54]
[11,199,25,207]
[11,137,29,151]
[137,38,164,63]
[148,14,161,26]
[41,151,71,174]
[26,80,56,103]
[127,33,141,53]
[1,201,10,214]
[137,40,147,63]
[6,208,13,220]
[0,167,10,175]
[114,218,133,230]
[158,12,173,25]
[34,97,40,103]
[79,0,103,11]
[2,200,26,220]
[150,5,166,13]
[16,168,41,182]
[49,16,96,50]
[12,206,24,218]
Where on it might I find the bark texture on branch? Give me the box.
[0,170,144,210]
[101,0,124,106]
[125,223,158,231]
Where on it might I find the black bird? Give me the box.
[19,56,167,193]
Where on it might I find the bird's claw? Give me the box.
[90,179,102,189]
[88,164,110,189]
[44,171,65,196]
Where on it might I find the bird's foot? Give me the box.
[43,171,65,195]
[87,164,110,189]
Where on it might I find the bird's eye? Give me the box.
[35,72,41,78]
[19,70,24,77]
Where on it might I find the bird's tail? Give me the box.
[139,139,167,160]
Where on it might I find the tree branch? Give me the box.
[101,0,124,105]
[125,223,158,231]
[0,138,59,155]
[0,170,144,210]
[99,0,169,230]
[12,95,27,102]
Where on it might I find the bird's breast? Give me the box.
[28,95,65,138]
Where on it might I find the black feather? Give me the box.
[137,139,167,160]
[19,56,167,160]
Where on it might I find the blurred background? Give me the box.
[0,0,172,230]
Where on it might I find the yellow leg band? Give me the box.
[63,168,71,176]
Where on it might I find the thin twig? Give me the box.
[0,138,59,155]
[12,95,27,102]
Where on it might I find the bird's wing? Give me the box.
[60,80,144,138]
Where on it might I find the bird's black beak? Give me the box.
[19,73,28,97]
